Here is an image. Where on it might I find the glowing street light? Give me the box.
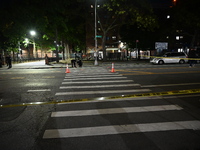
[30,30,36,36]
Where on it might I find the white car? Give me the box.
[150,52,188,65]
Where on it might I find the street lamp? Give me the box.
[30,30,36,36]
[30,30,36,58]
[94,0,98,65]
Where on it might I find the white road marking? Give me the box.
[55,89,151,95]
[65,74,122,78]
[43,120,200,139]
[141,82,200,88]
[42,76,55,79]
[11,77,25,79]
[27,89,51,92]
[62,80,134,84]
[51,105,182,117]
[64,77,127,80]
[60,84,140,89]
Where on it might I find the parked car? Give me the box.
[150,52,188,65]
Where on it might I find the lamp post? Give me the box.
[30,30,36,58]
[94,0,98,65]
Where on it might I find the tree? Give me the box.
[0,0,86,61]
[95,0,157,60]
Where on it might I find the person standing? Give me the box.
[0,54,2,68]
[45,54,49,65]
[6,55,12,69]
[188,48,197,67]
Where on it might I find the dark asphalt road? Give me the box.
[0,60,200,150]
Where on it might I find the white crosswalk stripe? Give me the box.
[55,89,151,96]
[65,74,123,78]
[43,120,200,139]
[60,84,141,89]
[64,76,127,80]
[62,80,134,84]
[51,105,183,117]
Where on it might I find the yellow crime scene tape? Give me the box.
[1,89,200,108]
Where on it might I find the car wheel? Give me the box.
[158,60,164,65]
[179,59,185,64]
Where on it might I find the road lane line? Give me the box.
[43,120,200,139]
[51,105,182,117]
[55,89,151,96]
[62,80,134,84]
[27,89,51,92]
[141,82,200,88]
[60,84,140,89]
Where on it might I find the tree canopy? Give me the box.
[92,0,157,60]
[0,0,86,56]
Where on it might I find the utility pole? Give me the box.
[94,0,98,65]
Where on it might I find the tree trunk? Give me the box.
[64,43,70,60]
[61,41,65,60]
[55,28,59,63]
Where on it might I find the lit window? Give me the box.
[178,48,183,52]
[112,36,116,40]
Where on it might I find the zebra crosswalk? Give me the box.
[55,67,149,100]
[41,67,200,149]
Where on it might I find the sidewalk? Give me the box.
[0,59,150,69]
[0,60,59,69]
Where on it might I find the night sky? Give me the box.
[0,0,172,9]
[148,0,172,8]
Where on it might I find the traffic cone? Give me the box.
[65,64,70,73]
[111,63,115,73]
